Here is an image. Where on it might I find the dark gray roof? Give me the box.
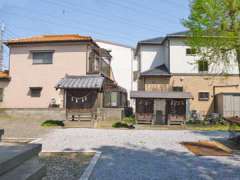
[167,31,189,37]
[141,64,170,77]
[130,91,193,99]
[135,31,189,56]
[56,75,104,89]
[137,31,189,45]
[138,37,165,44]
[137,31,189,46]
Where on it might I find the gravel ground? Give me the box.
[39,129,240,180]
[0,118,60,138]
[40,152,94,180]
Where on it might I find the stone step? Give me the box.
[0,157,46,180]
[0,129,4,141]
[67,115,93,121]
[67,117,92,121]
[0,143,42,175]
[64,120,93,128]
[169,120,185,125]
[97,120,117,128]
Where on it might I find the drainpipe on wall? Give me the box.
[213,84,239,113]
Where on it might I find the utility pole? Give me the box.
[0,23,5,72]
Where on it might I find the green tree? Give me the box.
[183,0,240,74]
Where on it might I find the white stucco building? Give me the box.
[96,39,137,106]
[135,31,239,75]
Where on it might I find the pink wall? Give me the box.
[1,43,88,108]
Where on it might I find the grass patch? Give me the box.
[112,122,134,129]
[112,122,129,128]
[112,116,136,129]
[41,120,64,127]
[186,124,240,131]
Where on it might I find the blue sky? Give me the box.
[0,0,190,68]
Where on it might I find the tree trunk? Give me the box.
[236,49,240,76]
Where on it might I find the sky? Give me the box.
[0,0,191,68]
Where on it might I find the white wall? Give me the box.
[96,41,135,103]
[169,38,239,74]
[139,43,170,73]
[169,39,198,73]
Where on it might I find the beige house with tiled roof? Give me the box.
[0,34,128,126]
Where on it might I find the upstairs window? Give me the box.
[173,86,183,92]
[32,51,53,64]
[88,51,100,73]
[30,87,42,97]
[101,60,110,77]
[198,60,208,72]
[198,92,209,101]
[186,48,197,56]
[0,88,4,102]
[133,71,139,81]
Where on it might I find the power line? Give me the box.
[1,7,140,42]
[42,0,171,33]
[103,0,180,22]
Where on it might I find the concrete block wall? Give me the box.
[0,108,66,120]
[101,108,124,121]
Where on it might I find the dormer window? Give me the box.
[32,51,53,64]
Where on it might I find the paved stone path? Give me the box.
[39,129,240,180]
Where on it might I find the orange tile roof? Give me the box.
[5,34,94,45]
[0,71,10,79]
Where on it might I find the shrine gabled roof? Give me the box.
[56,75,104,89]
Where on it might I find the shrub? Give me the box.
[123,116,136,125]
[112,121,135,129]
[205,114,226,125]
[124,107,133,117]
[112,122,129,128]
[41,120,64,127]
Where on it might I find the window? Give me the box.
[186,48,197,56]
[111,92,118,107]
[0,88,4,102]
[30,87,42,97]
[103,91,127,108]
[173,86,183,92]
[104,92,118,107]
[133,71,139,81]
[198,92,209,101]
[32,51,53,64]
[198,60,208,72]
[136,99,154,113]
[101,60,110,77]
[88,51,100,73]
